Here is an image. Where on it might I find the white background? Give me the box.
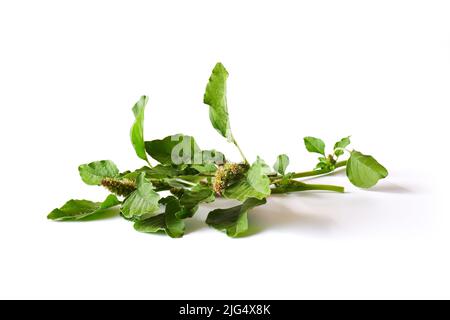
[0,0,449,299]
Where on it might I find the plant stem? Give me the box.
[174,178,197,187]
[198,173,215,177]
[271,183,345,194]
[145,160,153,168]
[232,136,248,164]
[292,160,347,179]
[302,183,344,193]
[271,160,347,183]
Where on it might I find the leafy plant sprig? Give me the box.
[48,63,388,238]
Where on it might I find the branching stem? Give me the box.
[271,160,347,184]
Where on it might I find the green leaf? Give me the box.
[223,160,271,201]
[273,154,289,175]
[48,194,120,221]
[190,163,217,174]
[145,135,225,168]
[304,137,326,155]
[346,151,388,188]
[134,196,185,238]
[144,165,181,179]
[334,136,351,156]
[78,160,119,185]
[200,150,226,165]
[145,134,200,165]
[130,96,149,162]
[121,173,160,219]
[163,197,185,238]
[315,156,335,171]
[133,214,165,233]
[206,198,267,237]
[255,156,272,175]
[203,62,233,142]
[119,165,193,193]
[120,165,176,180]
[178,185,215,218]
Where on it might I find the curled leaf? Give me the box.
[334,136,351,156]
[130,96,149,162]
[203,63,233,142]
[273,154,289,175]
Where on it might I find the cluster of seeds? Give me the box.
[101,178,137,197]
[213,162,249,195]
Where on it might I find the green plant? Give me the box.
[48,63,388,238]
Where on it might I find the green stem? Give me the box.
[198,173,215,177]
[173,178,197,187]
[232,136,248,164]
[271,183,345,194]
[145,159,153,168]
[302,183,344,193]
[271,160,347,183]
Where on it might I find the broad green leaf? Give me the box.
[203,63,233,142]
[145,134,200,165]
[121,173,160,219]
[246,160,271,195]
[223,160,271,201]
[346,151,388,188]
[48,194,120,221]
[304,137,326,155]
[178,185,215,218]
[206,198,267,237]
[273,154,289,175]
[334,136,351,156]
[78,160,119,186]
[145,134,225,168]
[130,96,149,162]
[134,196,185,238]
